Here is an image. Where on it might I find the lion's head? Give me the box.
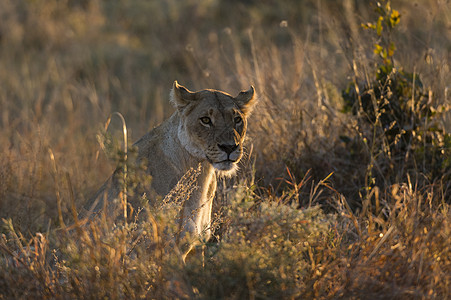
[170,81,256,174]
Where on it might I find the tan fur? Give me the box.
[83,81,256,258]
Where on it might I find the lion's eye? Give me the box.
[200,117,212,125]
[234,116,243,124]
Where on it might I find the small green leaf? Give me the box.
[385,2,391,13]
[374,44,383,55]
[388,42,396,57]
[384,57,392,67]
[361,22,376,29]
[376,16,383,36]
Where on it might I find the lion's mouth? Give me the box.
[206,155,236,164]
[205,153,240,172]
[210,159,237,171]
[218,159,236,163]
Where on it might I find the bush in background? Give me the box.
[342,1,451,197]
[0,0,450,298]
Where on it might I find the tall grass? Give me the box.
[0,0,450,298]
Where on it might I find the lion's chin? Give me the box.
[212,161,238,176]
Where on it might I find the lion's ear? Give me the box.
[235,86,256,114]
[170,81,196,110]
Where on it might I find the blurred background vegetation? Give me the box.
[0,0,450,298]
[2,0,449,227]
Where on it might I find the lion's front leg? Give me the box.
[178,195,214,259]
[177,169,216,261]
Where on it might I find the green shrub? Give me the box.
[342,0,451,192]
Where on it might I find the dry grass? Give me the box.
[0,0,450,299]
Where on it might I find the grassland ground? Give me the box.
[0,0,450,299]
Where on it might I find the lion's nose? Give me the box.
[218,143,238,155]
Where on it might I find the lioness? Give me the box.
[84,81,256,258]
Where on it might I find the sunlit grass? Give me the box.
[0,0,450,298]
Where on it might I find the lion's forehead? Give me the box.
[197,90,237,108]
[189,93,242,118]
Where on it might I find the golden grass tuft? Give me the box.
[0,0,450,298]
